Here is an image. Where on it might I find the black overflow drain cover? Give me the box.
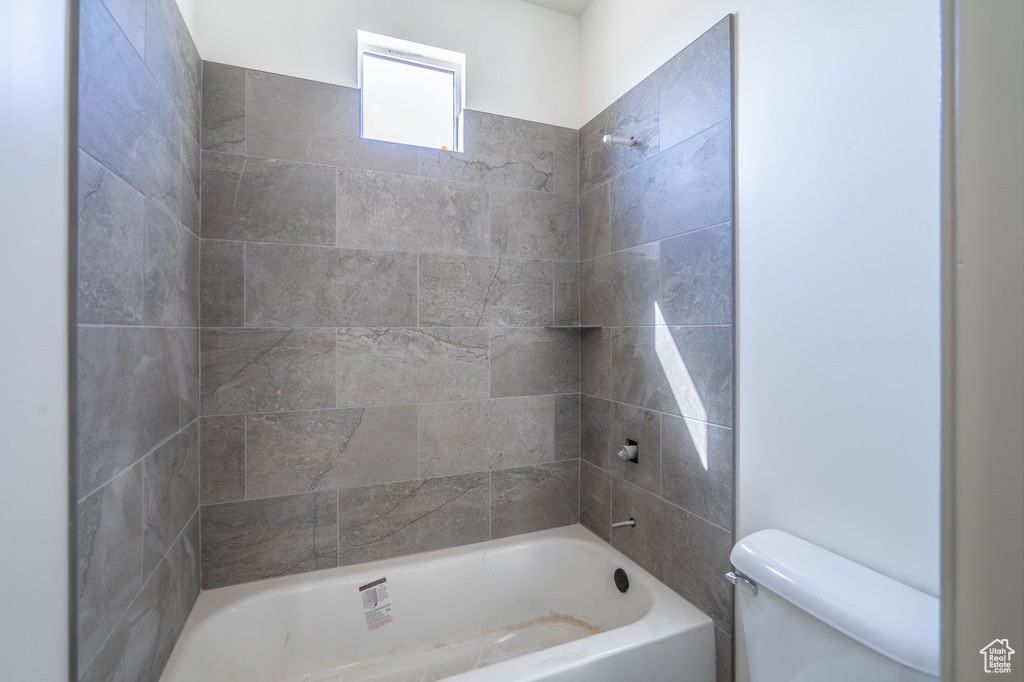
[614,568,629,593]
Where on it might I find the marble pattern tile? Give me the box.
[579,183,610,261]
[419,254,552,327]
[337,474,490,566]
[337,169,489,255]
[201,62,246,153]
[77,464,143,670]
[580,242,660,327]
[336,328,489,406]
[142,423,199,575]
[579,75,659,193]
[201,151,337,245]
[579,460,611,542]
[100,0,145,54]
[177,511,201,632]
[80,0,181,218]
[199,240,244,327]
[179,130,201,235]
[491,460,580,539]
[245,244,417,328]
[201,491,339,589]
[580,327,612,399]
[610,478,732,630]
[418,397,555,477]
[199,416,244,504]
[246,406,418,498]
[553,261,580,326]
[659,16,733,151]
[489,187,578,261]
[200,329,336,415]
[145,0,201,142]
[580,395,612,469]
[552,126,580,197]
[580,396,661,495]
[246,71,419,173]
[554,393,581,460]
[78,327,194,497]
[660,222,733,325]
[77,152,145,325]
[611,325,733,425]
[610,118,732,251]
[662,416,733,530]
[489,328,580,398]
[143,201,199,327]
[419,111,567,193]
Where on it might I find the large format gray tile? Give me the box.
[579,396,661,495]
[142,422,199,574]
[659,16,733,151]
[77,152,144,325]
[179,130,201,235]
[246,71,419,173]
[580,243,660,327]
[143,201,199,327]
[201,62,246,153]
[201,152,337,245]
[145,0,201,142]
[580,327,612,399]
[199,416,244,504]
[579,460,611,542]
[609,118,732,251]
[419,397,555,477]
[199,239,244,327]
[245,244,417,327]
[552,126,579,197]
[489,187,578,261]
[554,393,581,460]
[553,261,580,326]
[579,75,659,193]
[78,327,196,497]
[100,0,144,55]
[419,254,552,327]
[610,478,732,630]
[419,111,572,193]
[611,325,733,425]
[337,474,490,566]
[80,0,181,218]
[79,547,182,682]
[246,406,418,498]
[662,416,733,530]
[337,169,489,255]
[491,460,579,539]
[336,328,489,406]
[490,328,580,398]
[660,222,733,325]
[201,491,339,589]
[579,184,610,261]
[77,464,143,671]
[200,329,336,415]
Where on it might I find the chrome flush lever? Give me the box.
[726,571,758,597]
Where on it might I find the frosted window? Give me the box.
[361,53,456,150]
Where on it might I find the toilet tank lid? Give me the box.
[731,529,939,677]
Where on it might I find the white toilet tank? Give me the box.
[730,530,939,682]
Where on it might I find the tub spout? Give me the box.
[612,518,636,529]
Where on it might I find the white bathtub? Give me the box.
[160,525,715,682]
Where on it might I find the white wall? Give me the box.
[193,0,582,129]
[0,0,70,680]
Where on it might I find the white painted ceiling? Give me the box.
[519,0,595,17]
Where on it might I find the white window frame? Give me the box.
[357,30,466,152]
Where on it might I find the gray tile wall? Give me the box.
[577,17,735,682]
[198,64,582,590]
[76,0,202,680]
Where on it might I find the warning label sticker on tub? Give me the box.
[359,577,393,631]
